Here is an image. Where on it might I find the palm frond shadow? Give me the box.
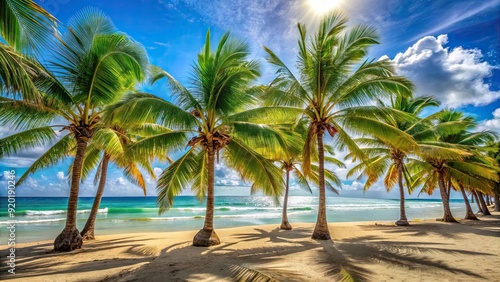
[230,264,278,282]
[234,227,311,244]
[317,240,372,282]
[365,218,500,239]
[334,236,490,279]
[0,237,159,280]
[4,223,495,281]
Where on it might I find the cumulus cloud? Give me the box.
[390,34,499,107]
[215,179,241,186]
[114,177,127,186]
[477,108,500,133]
[214,163,244,186]
[342,181,365,191]
[56,171,66,180]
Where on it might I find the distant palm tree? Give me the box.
[263,11,414,239]
[78,123,168,240]
[104,31,289,246]
[0,8,148,251]
[411,110,498,222]
[260,122,344,230]
[0,0,57,100]
[347,96,439,226]
[486,141,500,212]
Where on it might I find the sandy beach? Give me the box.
[1,212,498,282]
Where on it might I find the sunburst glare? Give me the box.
[308,0,342,14]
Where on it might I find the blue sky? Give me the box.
[1,0,499,199]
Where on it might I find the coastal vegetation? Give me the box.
[0,0,498,253]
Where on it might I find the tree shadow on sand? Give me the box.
[364,215,500,239]
[104,226,491,282]
[0,237,160,281]
[2,222,495,281]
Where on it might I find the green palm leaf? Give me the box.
[0,0,57,53]
[0,126,57,158]
[156,146,200,214]
[103,92,197,129]
[225,138,283,197]
[18,134,75,185]
[126,131,188,160]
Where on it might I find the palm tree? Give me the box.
[486,141,500,212]
[347,96,439,226]
[262,122,344,230]
[78,123,166,240]
[263,12,414,239]
[0,0,57,100]
[0,8,148,251]
[411,110,498,222]
[449,135,497,219]
[104,31,289,246]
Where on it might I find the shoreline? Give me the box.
[1,195,471,244]
[3,213,466,244]
[1,212,499,281]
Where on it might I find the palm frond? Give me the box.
[0,126,57,158]
[103,92,197,129]
[293,167,313,194]
[17,134,75,185]
[0,44,42,100]
[225,138,284,197]
[0,97,60,130]
[126,131,188,160]
[156,146,200,214]
[227,106,303,125]
[191,150,209,201]
[384,163,398,191]
[0,0,58,53]
[149,65,201,111]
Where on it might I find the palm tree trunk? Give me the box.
[280,168,292,230]
[395,161,409,226]
[494,193,500,212]
[459,185,478,220]
[477,192,491,216]
[472,190,483,213]
[54,136,87,251]
[193,139,220,246]
[446,180,452,202]
[80,153,110,240]
[437,171,457,222]
[485,195,491,206]
[312,130,331,240]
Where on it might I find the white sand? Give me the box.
[1,212,499,281]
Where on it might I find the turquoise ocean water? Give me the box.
[0,196,468,243]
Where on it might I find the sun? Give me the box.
[308,0,341,14]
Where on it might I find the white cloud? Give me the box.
[153,167,163,177]
[477,108,500,133]
[342,181,365,191]
[23,177,47,192]
[114,177,127,186]
[56,171,66,180]
[214,162,244,186]
[215,179,240,186]
[390,34,500,107]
